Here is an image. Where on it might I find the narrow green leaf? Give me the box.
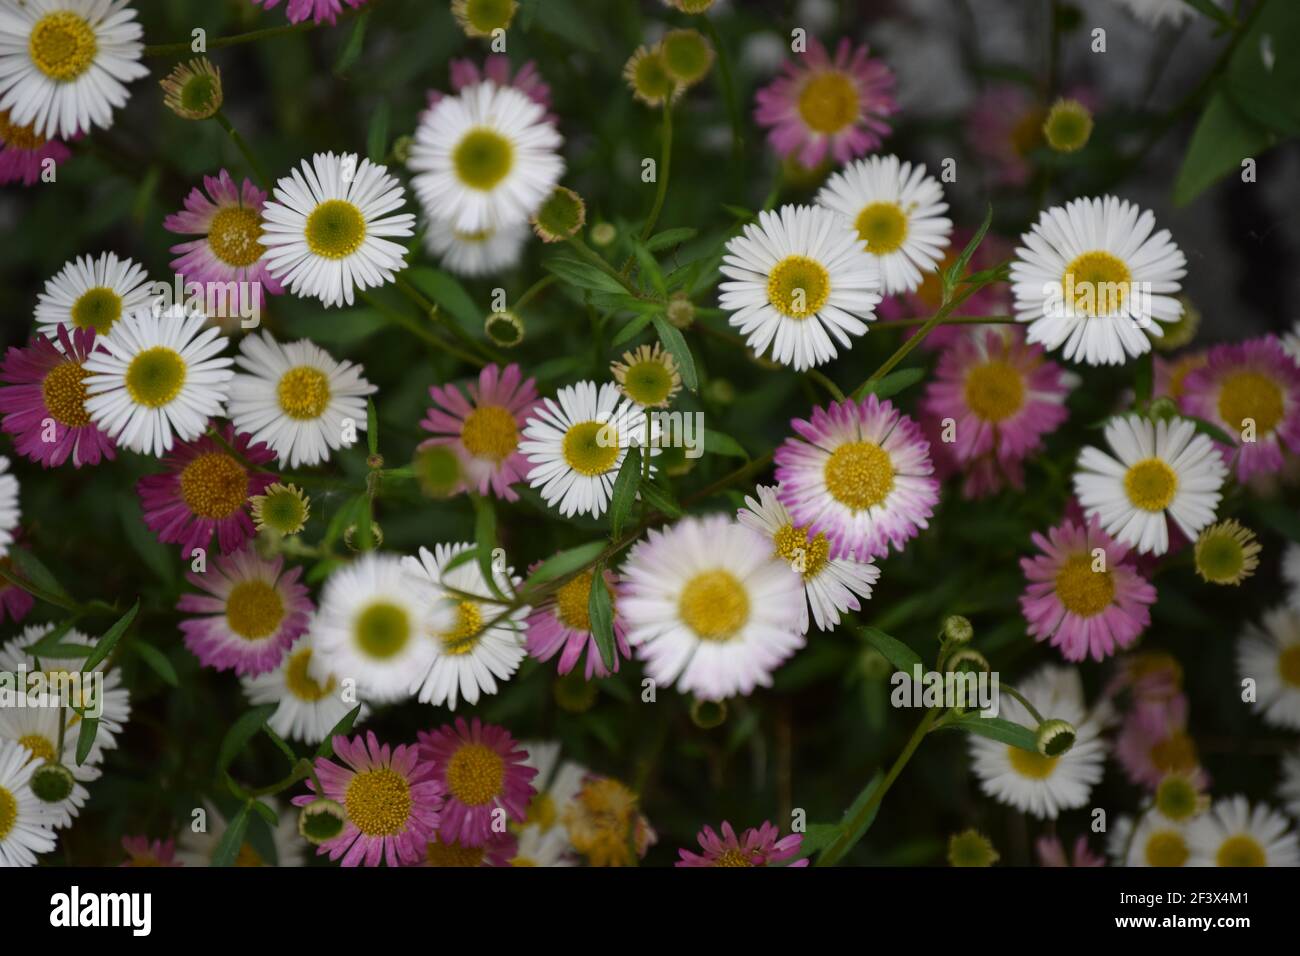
[544,257,629,295]
[853,367,925,402]
[333,10,370,76]
[1181,0,1236,27]
[651,315,698,390]
[406,266,481,329]
[1134,351,1153,407]
[211,803,252,867]
[633,242,666,297]
[1185,415,1236,446]
[366,397,379,456]
[860,627,923,673]
[638,480,683,518]
[471,493,506,599]
[522,542,608,592]
[702,429,748,459]
[952,714,1038,752]
[609,446,642,537]
[587,562,617,671]
[75,714,99,766]
[133,643,179,687]
[251,800,278,828]
[82,600,139,673]
[314,705,363,758]
[366,99,390,163]
[26,619,77,656]
[1173,92,1273,206]
[644,227,697,251]
[943,203,993,301]
[7,549,72,602]
[218,704,278,772]
[611,312,656,347]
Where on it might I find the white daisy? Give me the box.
[0,704,100,830]
[259,151,415,308]
[815,154,952,295]
[1282,321,1300,366]
[175,800,305,867]
[519,380,657,519]
[0,738,57,867]
[227,331,377,468]
[511,825,575,866]
[719,204,881,371]
[1010,195,1186,365]
[618,514,805,700]
[737,484,879,634]
[520,739,587,835]
[1073,414,1226,556]
[0,0,148,140]
[309,552,452,704]
[81,306,233,457]
[241,632,370,745]
[1108,811,1192,867]
[408,80,565,233]
[1110,0,1198,28]
[0,456,18,559]
[1237,605,1300,731]
[33,251,153,342]
[1187,795,1300,867]
[967,665,1106,820]
[424,218,529,278]
[1283,542,1300,612]
[403,543,530,710]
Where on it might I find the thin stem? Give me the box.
[142,4,373,57]
[364,288,488,368]
[213,111,270,190]
[638,101,674,243]
[0,563,80,613]
[700,16,743,173]
[393,274,502,364]
[568,235,647,298]
[513,274,556,312]
[873,314,1016,329]
[806,368,845,402]
[999,684,1046,725]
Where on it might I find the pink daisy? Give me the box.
[176,546,313,676]
[676,820,808,868]
[1114,701,1208,792]
[136,424,278,557]
[774,395,939,560]
[526,564,630,679]
[249,0,366,25]
[119,836,180,867]
[964,85,1097,188]
[0,569,34,625]
[422,829,518,867]
[428,55,555,124]
[754,37,897,169]
[1105,651,1186,739]
[293,732,445,867]
[1179,336,1300,481]
[163,169,284,327]
[417,718,537,848]
[0,326,116,469]
[0,109,71,186]
[418,363,540,501]
[1036,834,1104,867]
[1019,514,1157,662]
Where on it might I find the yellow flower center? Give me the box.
[526,792,557,830]
[0,110,47,150]
[71,286,123,334]
[446,743,505,806]
[1062,250,1131,316]
[125,346,186,407]
[1217,371,1284,436]
[453,128,515,191]
[555,571,595,631]
[41,360,92,427]
[1144,831,1189,867]
[461,404,519,462]
[462,0,516,33]
[772,523,830,579]
[714,847,754,867]
[797,71,858,134]
[562,420,620,476]
[276,366,332,420]
[426,835,486,867]
[854,202,909,255]
[1216,834,1266,867]
[18,733,56,763]
[440,600,484,656]
[285,648,335,702]
[29,12,97,82]
[344,767,412,836]
[0,785,16,841]
[823,440,895,511]
[1010,107,1047,156]
[179,452,248,519]
[1278,645,1300,688]
[622,360,675,407]
[305,199,366,259]
[964,360,1025,422]
[564,778,639,867]
[353,601,411,660]
[225,579,285,640]
[678,570,749,642]
[1007,746,1058,780]
[1053,554,1114,618]
[1149,731,1198,776]
[208,206,266,268]
[767,255,830,319]
[234,843,264,866]
[1123,458,1178,512]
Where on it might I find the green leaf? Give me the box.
[608,445,642,537]
[611,312,656,347]
[853,367,925,402]
[211,803,252,867]
[952,714,1038,752]
[471,493,507,600]
[26,619,77,656]
[406,266,481,329]
[702,429,748,459]
[333,9,370,76]
[644,227,697,251]
[120,498,177,587]
[522,542,608,592]
[218,704,278,772]
[1250,498,1300,543]
[7,549,73,602]
[366,99,390,163]
[860,627,923,673]
[1173,91,1273,206]
[639,480,683,518]
[721,203,755,221]
[133,643,179,687]
[544,257,629,295]
[1181,0,1237,28]
[1134,351,1153,406]
[587,561,617,671]
[632,242,666,297]
[314,705,363,758]
[651,315,698,390]
[82,600,139,673]
[31,643,92,660]
[942,203,993,301]
[442,545,482,576]
[1225,0,1300,135]
[251,800,279,828]
[805,770,885,862]
[75,714,100,766]
[1185,415,1236,446]
[366,397,379,456]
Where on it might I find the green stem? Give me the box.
[363,289,488,368]
[873,314,1016,329]
[213,111,270,190]
[0,563,80,613]
[568,235,646,298]
[638,101,674,243]
[999,684,1046,725]
[393,274,502,364]
[514,274,556,312]
[700,16,743,173]
[143,4,373,57]
[806,368,845,402]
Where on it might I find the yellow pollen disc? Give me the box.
[1010,108,1047,156]
[353,601,410,660]
[1149,731,1198,776]
[964,360,1025,422]
[29,12,97,83]
[797,71,859,134]
[1278,645,1300,688]
[1217,371,1284,436]
[179,452,248,519]
[1144,831,1189,867]
[285,648,335,701]
[208,206,266,268]
[71,286,123,334]
[1123,458,1178,512]
[453,128,516,191]
[555,571,595,631]
[225,579,285,640]
[41,360,92,427]
[276,366,332,420]
[678,570,750,642]
[440,601,484,655]
[526,793,557,830]
[344,767,412,836]
[305,199,366,259]
[18,734,56,763]
[234,843,264,867]
[0,785,17,841]
[1007,746,1058,780]
[766,254,830,319]
[622,361,675,407]
[823,440,895,511]
[461,404,519,462]
[1053,554,1114,618]
[1216,834,1266,867]
[562,420,620,476]
[713,847,754,867]
[125,346,187,408]
[1062,250,1131,316]
[854,201,909,255]
[772,523,830,579]
[426,835,486,867]
[446,743,506,806]
[0,110,47,150]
